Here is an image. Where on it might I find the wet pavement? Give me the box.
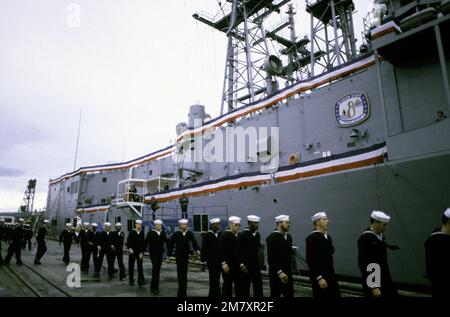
[0,239,322,297]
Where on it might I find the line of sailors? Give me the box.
[1,207,449,299]
[0,218,37,266]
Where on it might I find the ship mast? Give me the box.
[307,0,357,76]
[193,0,290,115]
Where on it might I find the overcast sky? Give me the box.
[0,0,373,213]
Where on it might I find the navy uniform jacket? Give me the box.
[306,230,336,280]
[98,231,114,251]
[59,229,74,246]
[357,229,397,297]
[79,229,89,248]
[36,227,47,243]
[111,230,125,251]
[201,230,221,263]
[87,230,98,249]
[266,230,293,275]
[425,228,450,297]
[168,230,199,258]
[218,230,239,268]
[145,229,168,258]
[237,229,261,270]
[126,229,146,254]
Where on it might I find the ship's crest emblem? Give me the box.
[335,92,370,127]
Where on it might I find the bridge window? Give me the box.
[102,177,107,183]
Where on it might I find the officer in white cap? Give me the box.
[201,218,222,297]
[236,215,263,297]
[145,219,168,295]
[111,222,126,280]
[79,222,91,272]
[266,214,294,297]
[218,216,241,297]
[126,219,145,286]
[34,220,50,265]
[357,210,398,298]
[59,223,75,265]
[305,212,340,299]
[167,219,200,297]
[424,208,450,298]
[96,222,115,278]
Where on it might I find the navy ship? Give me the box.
[45,0,450,290]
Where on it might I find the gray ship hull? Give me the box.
[168,151,450,288]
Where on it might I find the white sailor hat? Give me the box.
[0,218,5,222]
[209,218,220,224]
[275,214,290,222]
[153,219,163,225]
[91,223,98,227]
[444,208,450,218]
[66,223,73,227]
[371,210,391,223]
[43,219,49,224]
[228,216,241,224]
[104,222,112,227]
[247,215,260,222]
[135,219,143,224]
[115,222,122,227]
[83,222,90,226]
[19,218,25,222]
[311,212,327,222]
[178,219,188,224]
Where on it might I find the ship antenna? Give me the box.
[73,107,82,171]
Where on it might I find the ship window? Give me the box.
[115,216,121,224]
[127,219,133,232]
[193,214,209,232]
[149,170,153,176]
[65,218,71,225]
[101,198,106,204]
[102,177,107,183]
[67,187,70,193]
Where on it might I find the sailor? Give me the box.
[200,217,222,297]
[111,222,126,280]
[79,222,91,272]
[218,216,241,297]
[127,219,145,286]
[4,219,25,265]
[59,223,74,265]
[179,194,189,219]
[357,210,399,298]
[34,220,49,265]
[425,208,450,298]
[129,183,137,202]
[88,223,99,272]
[306,212,340,299]
[23,222,32,251]
[167,218,200,297]
[266,214,294,297]
[150,197,160,221]
[237,215,263,297]
[0,218,5,265]
[145,219,168,295]
[96,222,116,278]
